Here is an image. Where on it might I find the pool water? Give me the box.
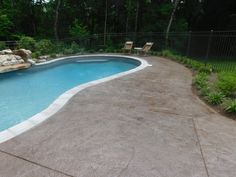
[0,56,139,131]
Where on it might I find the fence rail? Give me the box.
[1,31,236,71]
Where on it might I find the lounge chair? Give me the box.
[122,41,133,54]
[134,42,154,56]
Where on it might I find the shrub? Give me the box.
[193,72,208,89]
[200,86,210,96]
[63,48,74,55]
[18,36,36,51]
[199,65,213,74]
[52,42,68,54]
[161,50,173,57]
[69,19,89,37]
[205,92,225,105]
[0,41,6,50]
[50,53,57,58]
[31,51,41,59]
[70,42,80,53]
[223,99,236,113]
[215,72,236,96]
[35,39,53,55]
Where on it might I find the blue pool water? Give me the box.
[0,56,139,131]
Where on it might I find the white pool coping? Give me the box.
[0,54,151,144]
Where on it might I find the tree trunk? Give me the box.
[29,1,36,35]
[125,0,131,33]
[134,0,139,42]
[165,0,180,47]
[104,0,108,45]
[54,0,61,41]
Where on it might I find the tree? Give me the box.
[69,19,89,37]
[0,13,13,39]
[104,0,108,44]
[54,0,61,40]
[165,0,180,47]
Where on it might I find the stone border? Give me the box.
[0,54,151,144]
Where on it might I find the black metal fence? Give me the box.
[1,31,236,71]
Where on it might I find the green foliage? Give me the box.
[50,53,57,58]
[223,99,236,113]
[200,86,210,96]
[193,72,208,89]
[0,13,13,37]
[158,3,172,16]
[35,39,53,55]
[160,50,213,73]
[215,72,236,96]
[31,51,41,59]
[69,19,89,38]
[0,41,6,50]
[18,36,36,51]
[70,42,81,53]
[205,92,225,105]
[51,42,69,54]
[199,65,213,74]
[63,48,74,55]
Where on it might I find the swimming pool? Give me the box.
[0,55,150,143]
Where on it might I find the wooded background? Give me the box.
[0,0,235,41]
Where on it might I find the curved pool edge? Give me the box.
[0,54,151,144]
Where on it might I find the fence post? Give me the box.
[205,30,213,63]
[186,31,191,56]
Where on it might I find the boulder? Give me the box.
[13,49,32,61]
[0,54,24,66]
[14,55,22,60]
[0,55,9,63]
[37,59,47,63]
[0,49,13,55]
[39,55,50,60]
[2,61,11,66]
[28,59,36,65]
[18,59,25,64]
[10,58,18,65]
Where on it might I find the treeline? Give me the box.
[0,0,235,41]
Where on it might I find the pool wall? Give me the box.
[0,54,151,144]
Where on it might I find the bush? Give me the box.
[215,72,236,96]
[223,99,236,113]
[70,42,80,53]
[161,50,177,59]
[199,65,213,74]
[200,86,210,96]
[35,39,53,55]
[0,41,6,50]
[69,19,89,37]
[63,48,74,55]
[51,42,68,54]
[31,51,41,59]
[50,53,57,58]
[205,92,225,105]
[18,36,36,51]
[193,72,208,89]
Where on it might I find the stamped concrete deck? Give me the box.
[0,56,236,177]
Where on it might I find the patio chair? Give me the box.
[134,42,154,56]
[122,41,133,54]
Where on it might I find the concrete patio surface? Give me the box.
[0,56,236,177]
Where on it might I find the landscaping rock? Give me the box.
[0,54,24,66]
[0,49,13,55]
[0,63,31,73]
[2,61,11,66]
[39,55,50,60]
[37,59,47,63]
[13,49,32,61]
[28,59,36,65]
